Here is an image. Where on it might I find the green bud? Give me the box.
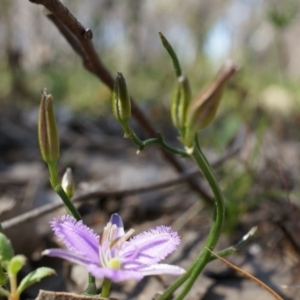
[0,233,14,263]
[38,89,60,164]
[7,255,26,276]
[159,32,182,77]
[112,72,131,129]
[62,168,75,198]
[171,75,192,137]
[184,61,237,150]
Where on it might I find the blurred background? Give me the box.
[1,0,300,112]
[1,0,300,299]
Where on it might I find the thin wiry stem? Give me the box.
[28,0,212,205]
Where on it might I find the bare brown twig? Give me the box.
[2,145,239,230]
[28,0,213,204]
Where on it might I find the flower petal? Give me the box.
[122,226,180,265]
[51,215,99,263]
[87,264,143,282]
[138,263,186,276]
[43,248,90,265]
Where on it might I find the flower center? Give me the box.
[99,221,135,269]
[107,258,121,269]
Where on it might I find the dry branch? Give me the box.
[28,0,214,204]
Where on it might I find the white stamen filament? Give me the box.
[99,223,135,269]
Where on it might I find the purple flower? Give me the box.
[43,214,185,282]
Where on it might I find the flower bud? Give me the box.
[112,72,131,129]
[184,60,237,149]
[62,168,75,198]
[38,89,60,164]
[171,75,192,137]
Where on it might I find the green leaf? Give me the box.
[7,255,26,276]
[0,267,7,286]
[0,286,9,297]
[17,267,56,295]
[0,233,14,263]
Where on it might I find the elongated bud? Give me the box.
[184,60,238,150]
[159,32,182,77]
[38,89,60,164]
[112,72,131,129]
[62,168,75,198]
[171,75,192,137]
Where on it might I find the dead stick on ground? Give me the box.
[206,248,284,300]
[28,0,213,204]
[2,145,239,230]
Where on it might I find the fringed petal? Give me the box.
[87,264,143,282]
[50,215,99,263]
[122,226,180,265]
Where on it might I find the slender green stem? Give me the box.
[47,162,81,220]
[126,128,188,156]
[47,163,97,293]
[48,162,60,187]
[158,140,225,300]
[54,185,81,221]
[175,145,225,299]
[83,276,97,295]
[100,277,112,298]
[126,129,144,149]
[207,226,257,262]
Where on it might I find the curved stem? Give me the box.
[175,145,225,299]
[47,163,97,293]
[126,128,188,156]
[158,140,225,300]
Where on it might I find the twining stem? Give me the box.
[100,277,112,298]
[158,140,225,300]
[125,127,188,157]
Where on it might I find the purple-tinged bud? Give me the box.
[184,60,238,150]
[112,72,131,129]
[171,75,192,137]
[38,89,60,164]
[61,168,75,198]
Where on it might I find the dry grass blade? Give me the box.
[206,248,284,300]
